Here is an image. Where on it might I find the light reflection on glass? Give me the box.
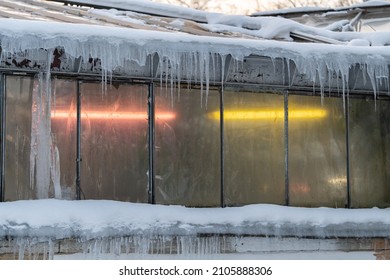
[51,110,176,121]
[209,108,327,121]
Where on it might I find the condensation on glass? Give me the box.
[51,79,77,199]
[223,89,285,205]
[4,76,33,201]
[5,77,77,201]
[349,98,390,208]
[154,87,220,207]
[80,82,148,202]
[289,95,347,207]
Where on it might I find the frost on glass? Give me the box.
[80,83,148,202]
[30,72,54,199]
[223,90,285,206]
[349,98,390,208]
[289,95,347,207]
[4,76,33,201]
[51,79,77,199]
[155,87,220,207]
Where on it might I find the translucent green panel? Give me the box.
[349,99,390,208]
[51,79,77,199]
[289,95,347,207]
[223,90,285,206]
[80,83,148,202]
[155,88,220,207]
[4,76,33,201]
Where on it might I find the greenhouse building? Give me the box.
[0,0,390,259]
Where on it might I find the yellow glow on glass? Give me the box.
[209,109,327,120]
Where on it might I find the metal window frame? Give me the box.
[345,93,351,208]
[284,90,290,206]
[219,86,225,208]
[148,83,155,204]
[0,73,5,202]
[76,80,82,200]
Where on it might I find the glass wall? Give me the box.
[223,90,285,205]
[155,88,220,206]
[1,73,390,208]
[349,98,390,208]
[289,95,347,207]
[80,83,149,202]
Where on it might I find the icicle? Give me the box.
[177,53,182,97]
[199,53,204,107]
[51,145,62,199]
[205,52,210,108]
[286,58,291,87]
[211,53,217,85]
[30,51,53,199]
[221,54,226,88]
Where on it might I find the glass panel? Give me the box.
[155,88,220,207]
[223,90,285,205]
[51,79,77,199]
[4,76,33,201]
[80,83,148,202]
[289,95,347,207]
[349,98,390,208]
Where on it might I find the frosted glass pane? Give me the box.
[80,83,148,202]
[224,90,285,205]
[155,88,220,207]
[4,76,33,201]
[289,95,347,207]
[51,79,77,199]
[349,99,390,208]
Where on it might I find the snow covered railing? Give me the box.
[1,200,390,239]
[1,200,389,259]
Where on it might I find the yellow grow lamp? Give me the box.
[209,109,327,121]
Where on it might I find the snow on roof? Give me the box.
[58,0,214,23]
[0,0,388,43]
[1,1,390,95]
[252,0,390,32]
[0,199,389,239]
[252,0,390,17]
[252,6,332,17]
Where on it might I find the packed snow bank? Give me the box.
[0,199,389,239]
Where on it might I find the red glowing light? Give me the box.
[51,110,175,121]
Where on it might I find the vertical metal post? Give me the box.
[284,91,289,206]
[220,86,225,208]
[76,81,82,200]
[148,83,155,204]
[219,54,231,209]
[345,93,351,208]
[0,74,5,202]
